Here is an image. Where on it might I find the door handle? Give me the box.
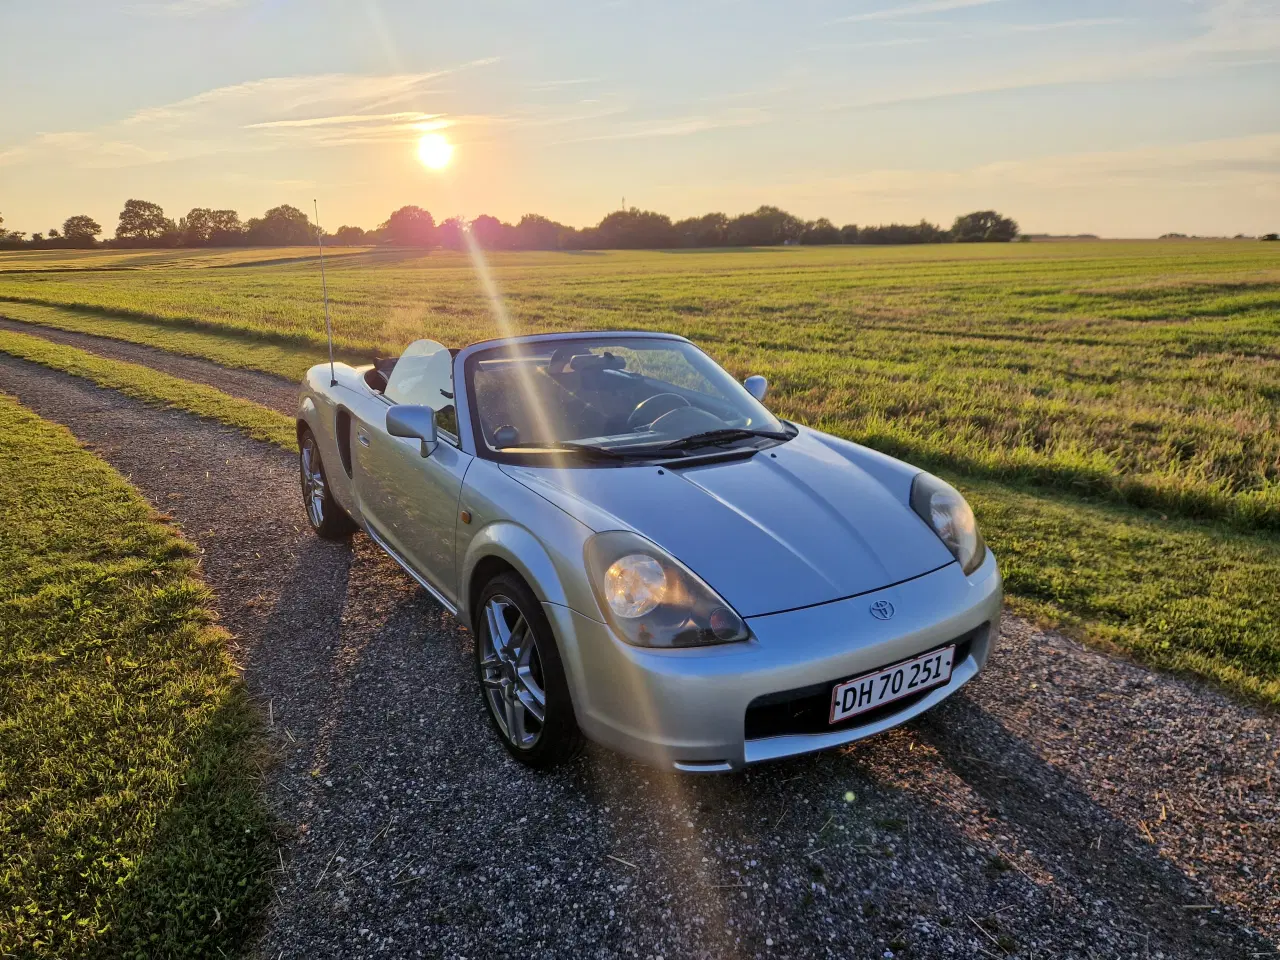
[357,431,370,447]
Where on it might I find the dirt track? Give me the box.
[0,314,297,413]
[1,353,1276,959]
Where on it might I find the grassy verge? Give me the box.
[1,324,1275,704]
[0,392,273,957]
[0,301,333,382]
[965,478,1280,705]
[0,327,296,448]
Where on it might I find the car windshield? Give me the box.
[467,337,787,460]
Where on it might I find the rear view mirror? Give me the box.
[387,404,438,457]
[744,375,768,402]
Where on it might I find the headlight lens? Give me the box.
[603,554,667,618]
[584,531,751,647]
[910,472,986,575]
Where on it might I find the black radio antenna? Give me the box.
[313,199,337,386]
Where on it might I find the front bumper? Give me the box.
[545,551,1002,771]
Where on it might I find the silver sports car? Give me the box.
[297,331,1002,771]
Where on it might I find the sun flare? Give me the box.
[417,132,454,170]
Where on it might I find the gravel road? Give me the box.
[1,354,1276,960]
[0,314,297,413]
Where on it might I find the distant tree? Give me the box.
[469,214,513,250]
[205,210,244,246]
[47,228,60,239]
[382,206,435,247]
[62,215,102,245]
[951,210,1018,242]
[673,212,729,247]
[512,213,570,250]
[801,218,841,245]
[592,208,677,249]
[726,206,805,246]
[115,199,175,244]
[1260,233,1278,241]
[858,220,948,245]
[839,224,859,244]
[178,208,217,245]
[30,233,44,243]
[0,213,24,243]
[436,216,466,250]
[244,205,314,245]
[332,225,367,245]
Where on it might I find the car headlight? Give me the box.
[910,472,986,575]
[584,531,751,647]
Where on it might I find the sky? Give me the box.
[1,0,1278,238]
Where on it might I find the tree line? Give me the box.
[0,201,1025,250]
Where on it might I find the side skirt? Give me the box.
[363,522,459,616]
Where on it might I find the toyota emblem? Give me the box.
[869,600,895,621]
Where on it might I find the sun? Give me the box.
[417,132,454,170]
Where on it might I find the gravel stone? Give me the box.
[2,355,1276,960]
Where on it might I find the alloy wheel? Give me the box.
[479,595,547,748]
[301,437,327,528]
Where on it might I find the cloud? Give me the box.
[999,17,1131,34]
[780,133,1280,199]
[245,112,440,130]
[130,0,247,16]
[836,0,1011,24]
[552,107,770,144]
[0,64,499,170]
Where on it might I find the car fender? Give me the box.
[460,515,607,713]
[297,366,363,519]
[460,520,570,623]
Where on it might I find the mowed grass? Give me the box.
[2,241,1278,529]
[1,241,1278,705]
[0,392,272,957]
[0,327,296,448]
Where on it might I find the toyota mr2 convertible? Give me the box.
[296,331,1002,771]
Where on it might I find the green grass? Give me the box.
[0,328,296,448]
[968,479,1280,704]
[0,301,325,380]
[0,392,273,958]
[2,241,1277,529]
[1,242,1278,706]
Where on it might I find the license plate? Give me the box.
[829,645,955,724]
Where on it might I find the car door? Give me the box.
[353,339,472,605]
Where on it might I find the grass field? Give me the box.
[0,392,272,957]
[1,241,1278,704]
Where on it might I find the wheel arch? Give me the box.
[460,521,571,629]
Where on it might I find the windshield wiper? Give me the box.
[498,440,655,461]
[651,427,791,454]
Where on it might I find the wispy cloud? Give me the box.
[245,112,440,130]
[552,107,770,144]
[130,0,247,16]
[0,64,499,169]
[528,77,603,90]
[777,133,1280,199]
[813,17,1132,52]
[1000,17,1131,34]
[836,0,1011,24]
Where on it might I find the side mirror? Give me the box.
[386,404,438,457]
[744,375,768,402]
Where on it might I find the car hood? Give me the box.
[500,430,954,617]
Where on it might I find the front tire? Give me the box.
[475,573,584,768]
[299,427,357,540]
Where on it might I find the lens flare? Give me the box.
[417,133,453,170]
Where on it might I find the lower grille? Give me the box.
[744,624,985,741]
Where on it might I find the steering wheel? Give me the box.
[627,393,690,430]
